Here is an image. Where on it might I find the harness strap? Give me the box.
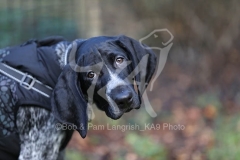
[0,63,52,98]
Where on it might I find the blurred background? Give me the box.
[1,0,240,159]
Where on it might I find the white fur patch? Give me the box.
[106,71,126,95]
[105,69,127,113]
[87,103,95,121]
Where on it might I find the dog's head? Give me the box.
[51,35,156,138]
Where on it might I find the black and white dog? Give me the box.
[0,35,156,160]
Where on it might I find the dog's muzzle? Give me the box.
[105,85,140,119]
[110,85,133,109]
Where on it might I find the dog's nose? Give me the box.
[110,86,133,108]
[115,91,133,106]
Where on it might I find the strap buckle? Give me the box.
[20,73,36,90]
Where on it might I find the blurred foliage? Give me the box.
[125,133,167,160]
[0,0,78,47]
[0,9,24,47]
[208,115,240,160]
[195,91,222,109]
[66,149,86,160]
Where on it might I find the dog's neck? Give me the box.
[54,39,85,69]
[54,41,70,69]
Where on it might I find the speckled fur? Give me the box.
[16,107,65,160]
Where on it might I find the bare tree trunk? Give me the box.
[75,0,102,38]
[85,0,102,37]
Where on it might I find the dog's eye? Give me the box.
[87,71,96,78]
[116,57,124,64]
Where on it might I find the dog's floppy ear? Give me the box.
[117,35,156,103]
[51,41,88,138]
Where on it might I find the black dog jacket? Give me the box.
[0,36,73,159]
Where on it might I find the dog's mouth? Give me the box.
[105,107,130,120]
[105,101,139,120]
[94,85,141,120]
[104,85,140,119]
[106,110,124,120]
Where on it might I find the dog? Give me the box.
[0,35,156,160]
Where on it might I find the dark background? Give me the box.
[0,0,240,159]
